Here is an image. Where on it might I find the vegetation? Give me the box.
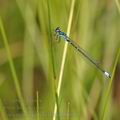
[0,0,120,120]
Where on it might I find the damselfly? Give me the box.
[55,27,111,78]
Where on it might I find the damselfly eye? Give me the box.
[55,27,60,32]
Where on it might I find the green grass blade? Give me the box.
[66,102,70,120]
[0,17,28,120]
[115,0,120,13]
[36,91,40,120]
[52,0,76,120]
[47,0,56,80]
[0,99,8,120]
[101,48,120,120]
[55,92,61,120]
[47,0,61,120]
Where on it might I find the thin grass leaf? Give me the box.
[0,99,8,120]
[47,1,62,120]
[66,102,70,120]
[55,92,61,120]
[101,48,120,120]
[22,3,35,112]
[47,0,56,80]
[0,17,28,120]
[115,0,120,13]
[52,0,75,120]
[36,91,40,120]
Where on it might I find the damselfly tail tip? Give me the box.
[104,71,111,78]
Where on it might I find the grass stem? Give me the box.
[36,91,40,120]
[101,48,120,120]
[52,0,75,120]
[115,0,120,13]
[0,99,8,120]
[0,17,28,120]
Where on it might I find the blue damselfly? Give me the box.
[55,27,111,78]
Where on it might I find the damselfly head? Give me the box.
[55,27,60,33]
[53,27,60,42]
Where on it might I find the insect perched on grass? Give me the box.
[55,27,111,78]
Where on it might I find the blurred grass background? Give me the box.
[0,0,120,120]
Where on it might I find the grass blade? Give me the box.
[0,17,28,119]
[101,48,120,120]
[0,99,8,120]
[52,0,76,120]
[115,0,120,13]
[36,91,40,120]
